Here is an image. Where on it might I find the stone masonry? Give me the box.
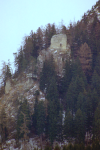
[50,34,67,51]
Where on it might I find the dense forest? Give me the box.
[0,0,100,149]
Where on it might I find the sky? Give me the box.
[0,0,98,73]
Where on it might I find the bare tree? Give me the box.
[78,42,92,75]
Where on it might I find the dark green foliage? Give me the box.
[47,101,59,143]
[44,144,52,150]
[32,98,45,136]
[1,61,12,87]
[93,102,100,139]
[94,54,100,76]
[85,145,92,150]
[46,76,59,104]
[54,144,60,150]
[77,92,86,112]
[91,70,100,96]
[75,109,85,143]
[63,145,67,150]
[66,143,74,150]
[59,60,72,97]
[17,98,31,139]
[92,140,100,150]
[31,32,39,58]
[64,111,74,139]
[37,101,45,135]
[32,97,38,134]
[44,23,56,49]
[45,75,61,143]
[39,55,56,93]
[14,47,28,74]
[71,59,83,79]
[65,76,85,113]
[0,108,8,143]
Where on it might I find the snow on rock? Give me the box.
[39,97,45,101]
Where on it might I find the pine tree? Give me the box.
[37,101,45,149]
[37,101,45,135]
[48,101,58,144]
[64,111,74,140]
[31,32,39,58]
[94,102,100,139]
[65,76,85,114]
[46,76,60,143]
[75,109,85,143]
[20,112,30,150]
[40,55,56,93]
[0,61,12,87]
[32,96,38,133]
[36,27,43,50]
[60,60,72,97]
[0,108,8,147]
[17,98,31,139]
[77,92,86,113]
[91,70,100,97]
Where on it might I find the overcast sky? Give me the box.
[0,0,98,73]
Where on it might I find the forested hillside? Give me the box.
[0,0,100,149]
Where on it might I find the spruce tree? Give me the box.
[75,109,85,143]
[37,101,45,136]
[46,76,60,143]
[17,98,31,139]
[94,102,100,139]
[65,76,85,114]
[0,108,8,144]
[64,111,74,140]
[91,70,100,96]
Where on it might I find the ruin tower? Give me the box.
[50,34,67,52]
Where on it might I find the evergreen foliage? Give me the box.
[64,111,74,139]
[75,109,85,143]
[40,55,56,93]
[17,98,31,139]
[0,108,8,144]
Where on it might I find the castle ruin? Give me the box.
[50,34,67,51]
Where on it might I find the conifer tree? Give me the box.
[46,76,60,143]
[36,27,43,50]
[20,112,30,150]
[75,109,85,143]
[37,101,45,149]
[0,61,12,88]
[37,101,45,136]
[60,60,72,97]
[91,70,100,96]
[17,98,31,139]
[64,111,74,140]
[32,96,38,133]
[94,102,100,139]
[40,55,56,93]
[65,76,85,114]
[0,108,8,147]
